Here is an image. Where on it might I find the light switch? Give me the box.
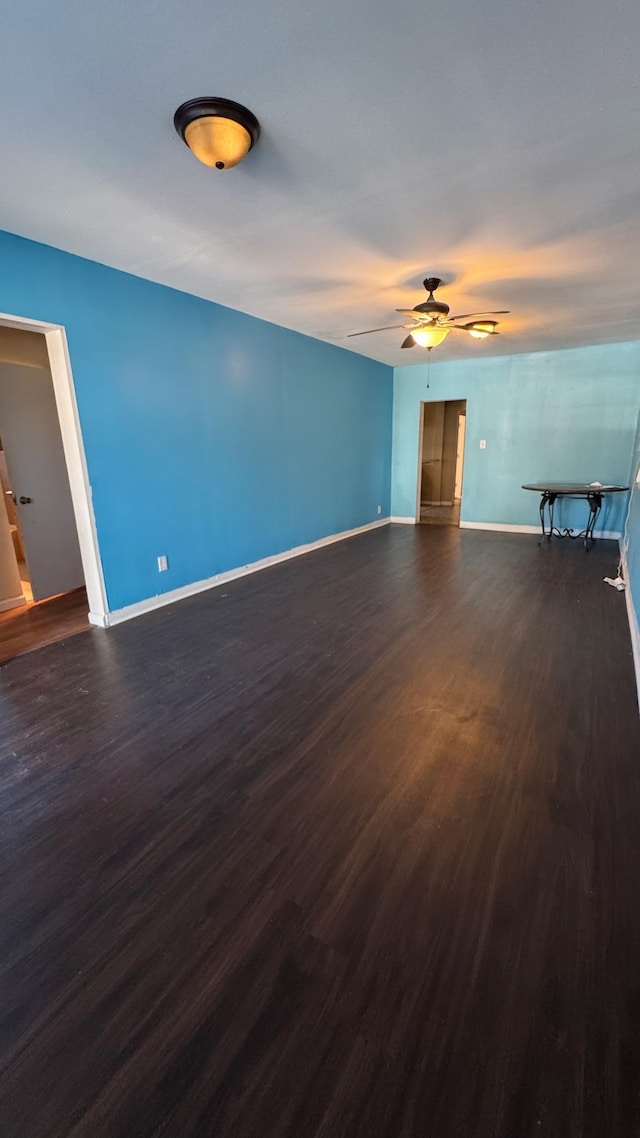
[480,439,487,449]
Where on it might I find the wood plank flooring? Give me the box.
[0,586,89,665]
[0,525,639,1138]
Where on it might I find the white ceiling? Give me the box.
[1,0,639,367]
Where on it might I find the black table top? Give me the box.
[522,482,629,495]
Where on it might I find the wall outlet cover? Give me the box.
[157,554,168,572]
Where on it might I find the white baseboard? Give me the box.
[460,521,622,540]
[620,543,640,714]
[390,516,416,525]
[98,517,391,628]
[460,521,540,534]
[0,594,26,613]
[88,610,109,628]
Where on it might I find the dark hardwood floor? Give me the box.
[1,525,639,1138]
[0,586,89,665]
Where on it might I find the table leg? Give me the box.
[549,494,556,537]
[538,492,556,544]
[584,492,602,549]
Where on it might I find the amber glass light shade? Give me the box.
[184,116,252,169]
[412,326,450,348]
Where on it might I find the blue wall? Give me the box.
[392,343,640,534]
[624,409,640,646]
[0,230,392,611]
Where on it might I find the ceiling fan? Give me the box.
[348,277,510,350]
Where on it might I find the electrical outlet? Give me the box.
[480,439,487,449]
[377,504,382,515]
[157,555,168,572]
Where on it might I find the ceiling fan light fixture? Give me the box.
[466,320,498,339]
[174,98,261,169]
[412,326,450,348]
[348,278,510,353]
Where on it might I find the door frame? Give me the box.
[454,409,466,502]
[0,312,108,625]
[416,398,467,523]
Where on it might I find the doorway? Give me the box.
[417,399,466,526]
[0,323,99,661]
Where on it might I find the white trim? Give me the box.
[45,328,108,620]
[0,594,26,613]
[461,522,544,534]
[0,312,107,623]
[102,517,391,627]
[415,403,425,523]
[390,516,416,525]
[87,610,110,628]
[620,542,640,714]
[460,521,622,539]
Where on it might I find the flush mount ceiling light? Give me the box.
[174,98,261,170]
[349,278,510,352]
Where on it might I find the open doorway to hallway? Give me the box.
[0,325,89,662]
[417,399,466,526]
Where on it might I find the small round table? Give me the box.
[522,482,629,549]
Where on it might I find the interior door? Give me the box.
[0,362,84,601]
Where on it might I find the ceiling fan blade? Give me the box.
[347,323,408,337]
[449,323,499,331]
[395,309,435,321]
[448,310,510,321]
[449,324,500,335]
[400,335,416,349]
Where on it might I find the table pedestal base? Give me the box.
[538,491,602,550]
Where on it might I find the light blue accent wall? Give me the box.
[624,409,640,640]
[0,230,392,611]
[392,343,640,534]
